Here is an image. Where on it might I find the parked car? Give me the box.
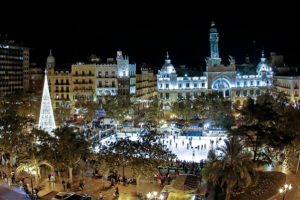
[52,192,91,200]
[51,192,75,200]
[66,194,92,200]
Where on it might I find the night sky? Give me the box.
[1,7,299,70]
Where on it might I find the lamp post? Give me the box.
[279,183,292,200]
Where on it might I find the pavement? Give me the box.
[267,171,300,200]
[37,176,141,200]
[0,183,26,200]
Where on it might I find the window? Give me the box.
[160,84,162,88]
[257,81,260,86]
[256,90,260,95]
[250,81,253,86]
[166,93,169,99]
[186,83,190,88]
[186,92,190,99]
[237,82,240,87]
[194,83,197,88]
[250,90,254,96]
[166,84,169,89]
[105,71,108,76]
[236,90,240,97]
[202,83,205,87]
[89,71,92,75]
[82,71,85,76]
[244,81,247,87]
[178,93,183,99]
[179,84,182,88]
[243,90,247,96]
[61,79,63,84]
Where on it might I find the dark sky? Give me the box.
[1,7,299,70]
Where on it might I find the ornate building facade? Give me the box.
[274,75,300,103]
[47,50,73,111]
[157,21,273,106]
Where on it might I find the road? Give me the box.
[0,184,25,200]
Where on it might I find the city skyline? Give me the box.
[1,13,299,69]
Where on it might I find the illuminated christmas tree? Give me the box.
[38,70,56,134]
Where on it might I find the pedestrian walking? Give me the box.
[114,186,119,197]
[79,179,85,190]
[62,180,66,191]
[66,181,71,191]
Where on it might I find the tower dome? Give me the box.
[257,50,272,74]
[46,49,55,69]
[161,52,176,74]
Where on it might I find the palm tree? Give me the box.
[205,137,256,200]
[16,157,54,185]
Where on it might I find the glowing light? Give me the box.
[38,70,56,135]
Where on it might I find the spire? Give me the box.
[49,49,52,56]
[165,51,171,64]
[211,20,215,27]
[38,71,56,135]
[262,50,265,58]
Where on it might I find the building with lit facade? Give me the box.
[46,51,138,113]
[0,41,29,96]
[274,75,300,103]
[46,50,73,111]
[136,68,157,109]
[72,63,96,102]
[157,21,273,106]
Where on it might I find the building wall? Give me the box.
[136,68,157,109]
[0,43,30,96]
[274,76,300,103]
[95,64,118,97]
[29,67,44,95]
[71,64,96,101]
[48,68,72,110]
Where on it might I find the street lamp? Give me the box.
[279,183,292,200]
